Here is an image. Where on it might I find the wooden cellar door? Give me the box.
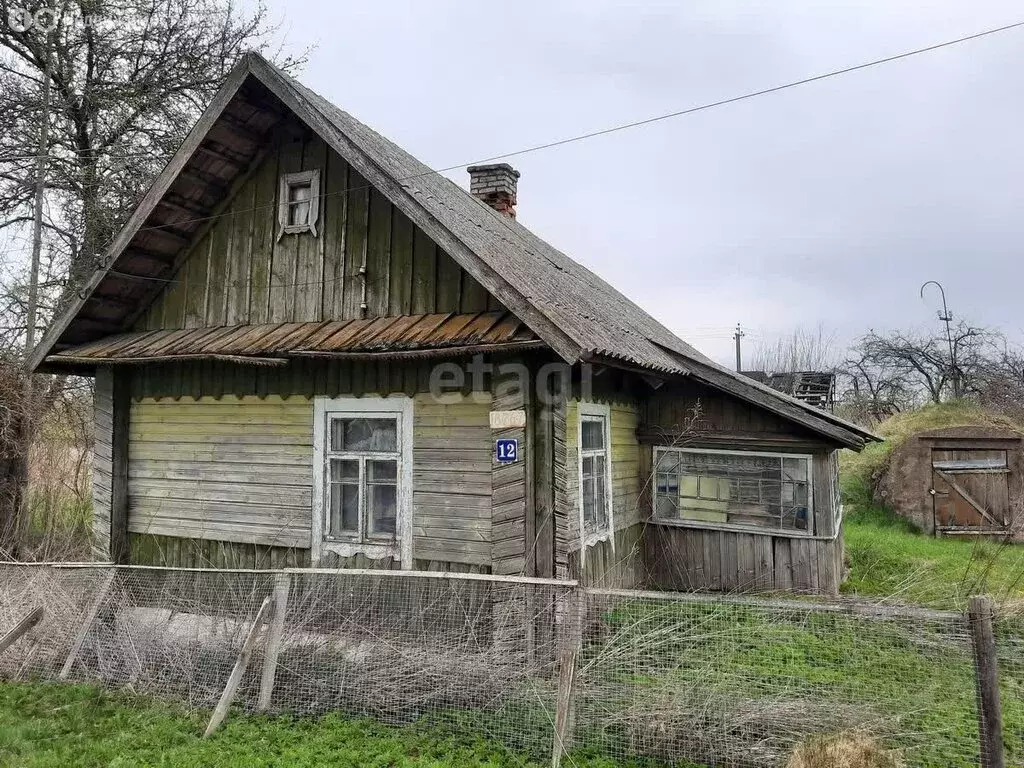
[931,449,1010,534]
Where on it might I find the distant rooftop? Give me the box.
[741,371,836,412]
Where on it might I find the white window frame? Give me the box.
[577,401,614,552]
[652,446,815,537]
[312,396,413,567]
[278,169,321,237]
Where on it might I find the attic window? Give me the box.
[278,170,320,236]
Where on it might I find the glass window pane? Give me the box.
[288,200,310,226]
[329,461,359,537]
[330,458,358,482]
[581,418,605,451]
[368,459,397,482]
[288,182,311,203]
[369,485,397,535]
[782,456,808,482]
[582,455,595,480]
[583,454,608,531]
[582,476,596,526]
[287,182,312,226]
[368,459,398,536]
[330,417,397,452]
[654,449,811,532]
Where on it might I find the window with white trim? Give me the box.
[313,397,412,565]
[278,169,320,236]
[654,448,813,534]
[326,417,399,540]
[578,403,613,543]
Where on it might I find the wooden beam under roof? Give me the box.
[195,143,247,169]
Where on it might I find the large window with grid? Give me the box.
[313,397,412,565]
[654,448,813,534]
[578,402,613,544]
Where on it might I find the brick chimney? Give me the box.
[467,163,520,217]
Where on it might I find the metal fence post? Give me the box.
[969,595,1005,768]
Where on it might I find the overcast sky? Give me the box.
[266,1,1022,367]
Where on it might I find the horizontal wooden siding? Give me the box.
[412,393,493,566]
[126,392,493,566]
[127,396,314,548]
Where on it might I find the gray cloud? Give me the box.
[267,0,1024,364]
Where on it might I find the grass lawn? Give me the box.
[0,682,670,768]
[840,475,1024,608]
[836,402,1024,608]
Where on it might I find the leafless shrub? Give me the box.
[0,358,91,561]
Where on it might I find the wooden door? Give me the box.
[931,449,1010,532]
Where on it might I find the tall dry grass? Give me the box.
[787,732,904,768]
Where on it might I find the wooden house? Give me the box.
[31,54,877,594]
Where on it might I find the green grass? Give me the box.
[840,474,1024,608]
[0,682,669,768]
[840,400,1022,500]
[588,598,1024,768]
[836,401,1024,608]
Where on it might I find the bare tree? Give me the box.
[836,321,1000,424]
[837,338,915,422]
[0,0,306,557]
[748,325,838,374]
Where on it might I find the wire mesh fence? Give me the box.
[0,563,1017,767]
[577,589,983,767]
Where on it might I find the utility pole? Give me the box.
[734,323,745,372]
[7,26,54,555]
[920,280,958,399]
[25,35,53,357]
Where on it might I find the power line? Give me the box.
[438,20,1024,169]
[8,19,1024,173]
[110,18,1023,243]
[15,16,1024,290]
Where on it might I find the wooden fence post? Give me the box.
[204,596,273,738]
[969,595,1005,768]
[551,586,584,768]
[550,645,578,768]
[257,572,290,711]
[0,606,43,656]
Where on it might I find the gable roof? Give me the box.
[30,53,877,449]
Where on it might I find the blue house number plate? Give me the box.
[495,438,518,463]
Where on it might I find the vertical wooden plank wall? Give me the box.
[92,368,114,560]
[136,128,497,332]
[92,367,130,562]
[532,364,568,580]
[491,365,528,577]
